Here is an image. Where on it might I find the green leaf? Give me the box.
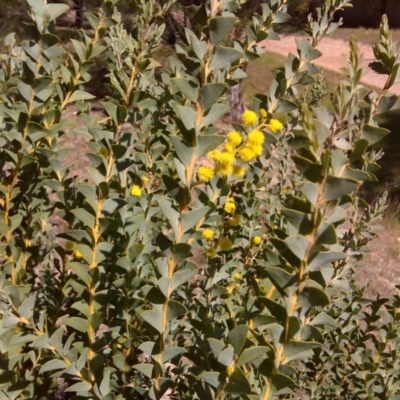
[210,17,236,46]
[200,83,226,111]
[218,347,234,366]
[201,372,221,389]
[275,98,297,113]
[64,317,89,333]
[283,340,320,362]
[323,175,360,201]
[10,214,23,232]
[298,287,330,307]
[258,298,287,324]
[210,46,243,71]
[67,90,95,104]
[237,346,270,366]
[47,3,69,21]
[99,369,111,397]
[71,208,95,229]
[68,261,90,286]
[307,251,345,271]
[40,359,68,374]
[141,311,163,333]
[300,182,319,206]
[162,347,185,363]
[172,78,198,103]
[133,364,153,379]
[315,222,337,245]
[174,104,197,131]
[201,103,230,127]
[361,124,390,145]
[65,381,91,393]
[181,207,209,233]
[170,136,195,166]
[207,338,225,359]
[172,268,196,290]
[270,373,296,394]
[74,244,93,265]
[291,155,322,183]
[281,208,312,234]
[18,82,33,103]
[111,144,127,159]
[266,266,296,292]
[310,312,337,328]
[172,243,192,263]
[228,325,248,356]
[167,300,187,321]
[71,39,87,61]
[196,134,226,157]
[158,200,179,238]
[285,236,311,261]
[224,367,252,394]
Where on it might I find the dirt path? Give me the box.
[262,35,400,95]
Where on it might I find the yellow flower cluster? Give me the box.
[74,249,83,260]
[130,185,142,197]
[253,236,262,245]
[206,247,216,258]
[226,365,235,377]
[219,236,232,251]
[224,197,236,214]
[241,110,258,126]
[234,272,241,280]
[237,130,264,162]
[268,118,284,133]
[196,112,282,183]
[202,228,215,240]
[197,165,215,183]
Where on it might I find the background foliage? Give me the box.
[1,0,400,399]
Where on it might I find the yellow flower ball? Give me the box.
[241,110,258,126]
[224,202,236,214]
[226,365,235,376]
[232,165,246,178]
[218,151,235,166]
[238,146,256,162]
[65,241,75,251]
[226,286,233,294]
[227,130,243,147]
[216,163,233,177]
[268,118,284,133]
[202,228,215,240]
[141,176,149,186]
[130,185,142,197]
[253,236,262,245]
[223,142,235,153]
[206,247,216,258]
[251,144,263,156]
[259,109,267,119]
[248,130,265,146]
[234,272,241,280]
[208,150,222,161]
[74,249,83,260]
[98,147,109,156]
[230,214,241,226]
[197,165,215,182]
[219,236,232,251]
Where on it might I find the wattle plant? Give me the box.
[0,0,400,399]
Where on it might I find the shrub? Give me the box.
[1,0,400,399]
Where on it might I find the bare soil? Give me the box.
[262,34,400,95]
